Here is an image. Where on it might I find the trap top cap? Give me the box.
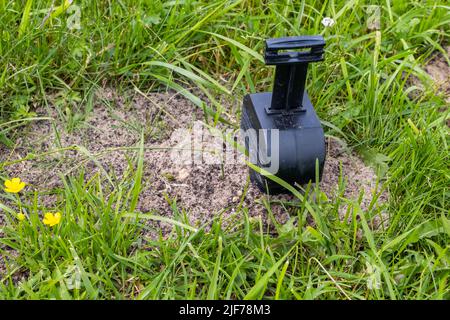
[265,35,325,65]
[265,35,326,112]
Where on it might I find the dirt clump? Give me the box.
[408,46,450,127]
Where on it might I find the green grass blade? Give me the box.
[18,0,33,38]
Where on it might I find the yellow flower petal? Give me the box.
[43,212,62,227]
[43,213,53,224]
[17,213,26,221]
[4,178,26,193]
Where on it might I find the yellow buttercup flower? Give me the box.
[4,178,26,193]
[43,212,62,227]
[17,213,26,221]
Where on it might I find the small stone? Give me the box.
[177,168,190,181]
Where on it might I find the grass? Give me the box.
[0,0,449,299]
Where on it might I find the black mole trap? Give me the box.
[240,35,326,194]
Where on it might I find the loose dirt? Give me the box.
[0,88,387,235]
[423,46,450,102]
[409,46,450,127]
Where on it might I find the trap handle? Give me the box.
[264,36,325,112]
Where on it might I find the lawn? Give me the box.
[0,0,449,300]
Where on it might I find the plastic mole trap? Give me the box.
[240,35,326,194]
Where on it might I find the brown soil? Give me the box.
[0,88,387,236]
[426,46,450,128]
[423,46,450,102]
[0,87,391,280]
[409,46,450,127]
